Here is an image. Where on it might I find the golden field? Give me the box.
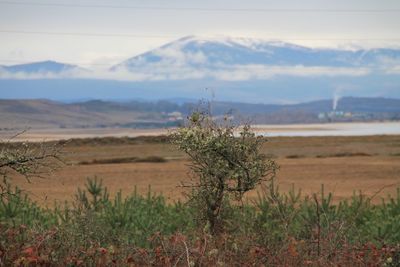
[9,134,400,206]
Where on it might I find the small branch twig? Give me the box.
[182,239,191,267]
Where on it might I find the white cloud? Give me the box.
[0,64,373,81]
[375,56,400,74]
[211,65,370,81]
[0,68,84,80]
[152,45,208,65]
[384,65,400,74]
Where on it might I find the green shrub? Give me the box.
[1,178,400,266]
[171,112,277,234]
[2,133,400,265]
[79,155,167,165]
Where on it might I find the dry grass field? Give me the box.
[9,135,400,206]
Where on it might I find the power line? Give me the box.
[1,1,399,13]
[1,30,400,41]
[0,59,113,66]
[0,30,176,39]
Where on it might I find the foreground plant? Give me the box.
[2,132,400,266]
[1,177,400,266]
[171,112,277,234]
[0,133,63,199]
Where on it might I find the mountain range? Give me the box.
[0,97,399,129]
[113,36,400,70]
[1,36,400,103]
[2,60,80,74]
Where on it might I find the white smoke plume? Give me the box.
[333,92,341,111]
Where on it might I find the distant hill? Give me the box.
[203,97,400,124]
[3,60,80,74]
[264,97,400,114]
[0,99,166,129]
[0,97,399,130]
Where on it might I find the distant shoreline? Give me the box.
[253,121,400,137]
[1,121,400,142]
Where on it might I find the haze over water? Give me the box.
[255,122,400,137]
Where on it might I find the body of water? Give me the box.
[254,122,400,137]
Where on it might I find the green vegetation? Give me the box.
[79,155,167,165]
[1,123,400,265]
[316,152,372,158]
[172,112,277,235]
[1,177,400,265]
[286,154,305,159]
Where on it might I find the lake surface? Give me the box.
[253,122,400,137]
[1,122,400,142]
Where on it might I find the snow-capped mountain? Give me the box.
[1,36,400,102]
[112,36,400,71]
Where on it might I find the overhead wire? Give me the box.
[0,1,399,13]
[1,30,400,41]
[1,1,399,66]
[0,30,176,39]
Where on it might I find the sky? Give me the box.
[1,0,400,69]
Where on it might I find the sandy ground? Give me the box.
[8,135,400,206]
[11,157,400,207]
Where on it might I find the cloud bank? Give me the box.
[0,64,373,81]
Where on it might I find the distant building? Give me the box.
[318,110,351,121]
[167,111,183,121]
